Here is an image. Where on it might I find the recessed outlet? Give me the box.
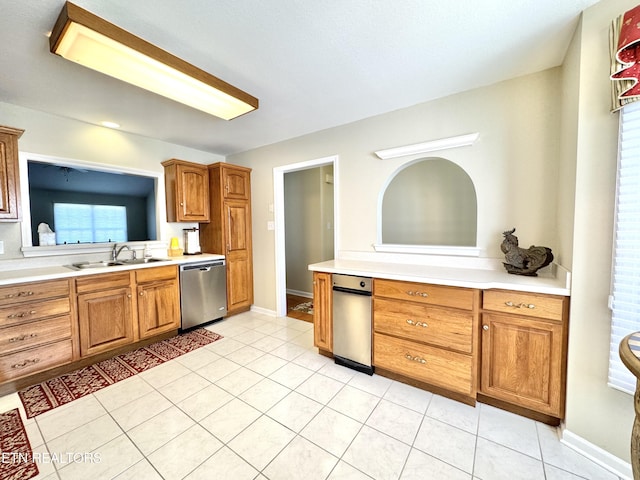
[0,240,4,254]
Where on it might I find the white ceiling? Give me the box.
[1,0,600,156]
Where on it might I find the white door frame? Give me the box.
[273,155,339,317]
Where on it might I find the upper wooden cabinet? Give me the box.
[221,165,251,200]
[162,159,210,222]
[200,162,253,316]
[0,126,24,222]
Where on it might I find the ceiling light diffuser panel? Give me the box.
[49,2,258,120]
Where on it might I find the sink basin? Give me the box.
[65,258,167,271]
[69,261,124,269]
[119,258,166,264]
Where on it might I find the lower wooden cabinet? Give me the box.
[0,278,73,384]
[136,266,180,339]
[313,271,332,352]
[480,289,569,419]
[77,284,134,357]
[0,340,72,381]
[373,278,479,400]
[0,265,181,391]
[77,267,181,356]
[374,333,474,396]
[311,273,570,422]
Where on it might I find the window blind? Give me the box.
[609,101,640,394]
[54,203,127,244]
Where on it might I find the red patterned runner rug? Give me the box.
[19,328,222,419]
[0,408,38,480]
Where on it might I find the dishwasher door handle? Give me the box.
[200,267,212,272]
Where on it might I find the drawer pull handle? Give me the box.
[504,301,535,309]
[11,358,40,369]
[7,310,37,319]
[8,333,37,343]
[406,291,428,298]
[406,319,428,328]
[404,353,427,364]
[4,291,34,300]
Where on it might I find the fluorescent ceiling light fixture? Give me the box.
[375,133,479,159]
[49,2,258,120]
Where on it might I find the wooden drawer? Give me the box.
[0,315,72,355]
[374,279,475,310]
[136,265,177,283]
[0,339,73,382]
[373,333,473,395]
[0,297,71,328]
[0,279,70,306]
[483,290,566,322]
[76,271,131,294]
[374,298,473,353]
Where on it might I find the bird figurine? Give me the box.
[501,228,553,276]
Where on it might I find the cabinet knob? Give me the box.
[483,325,489,331]
[139,292,145,296]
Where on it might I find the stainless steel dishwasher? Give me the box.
[332,274,374,375]
[179,259,227,330]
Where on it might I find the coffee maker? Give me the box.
[183,228,201,255]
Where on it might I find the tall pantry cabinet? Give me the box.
[199,163,254,316]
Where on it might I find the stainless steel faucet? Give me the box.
[112,244,135,261]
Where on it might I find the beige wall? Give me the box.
[230,69,562,311]
[561,0,636,463]
[0,102,224,260]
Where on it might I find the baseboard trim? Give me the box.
[560,428,632,480]
[250,305,277,317]
[286,289,312,298]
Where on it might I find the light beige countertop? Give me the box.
[0,254,225,286]
[308,258,571,296]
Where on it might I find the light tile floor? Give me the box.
[0,311,625,480]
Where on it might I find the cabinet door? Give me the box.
[77,287,134,357]
[0,128,22,221]
[222,166,250,200]
[227,254,252,314]
[481,313,565,417]
[177,164,210,222]
[313,272,332,352]
[137,279,180,339]
[223,200,253,314]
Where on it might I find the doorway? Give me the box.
[273,155,338,318]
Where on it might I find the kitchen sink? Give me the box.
[68,261,123,269]
[66,258,166,270]
[119,257,165,265]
